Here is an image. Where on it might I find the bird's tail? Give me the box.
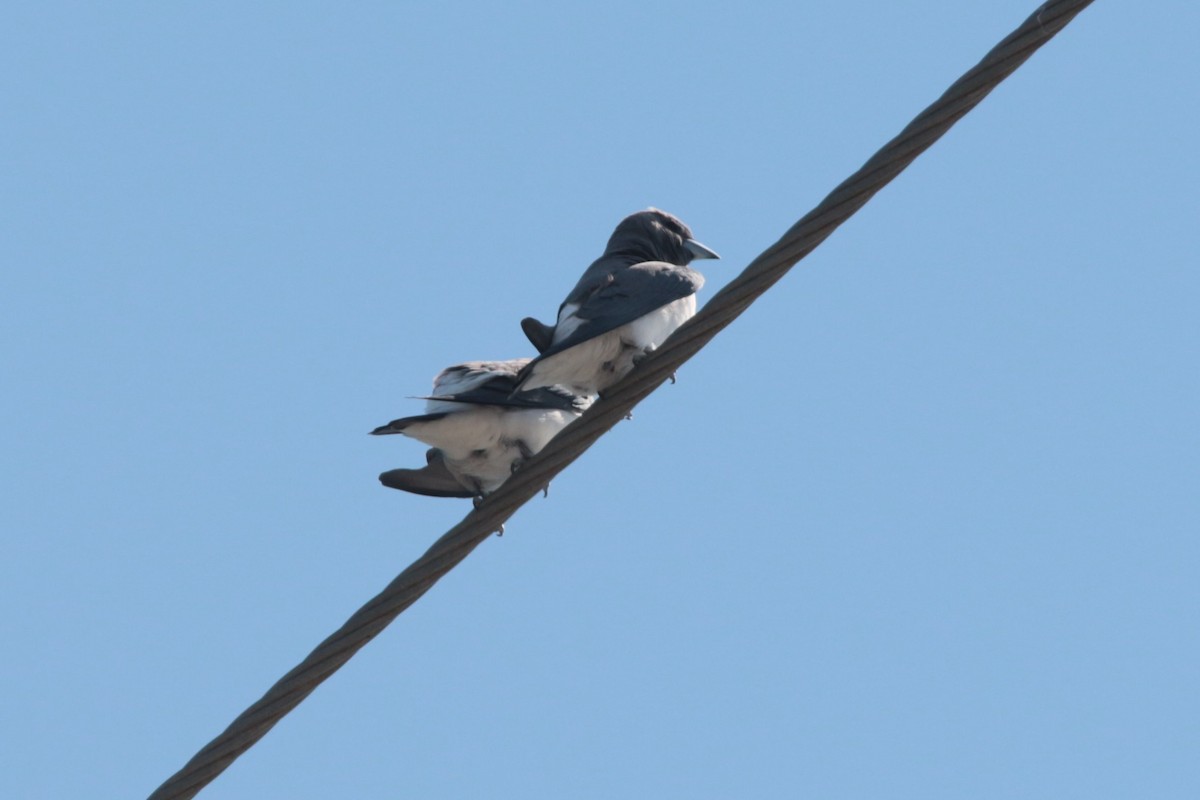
[520,317,555,353]
[379,467,474,498]
[378,448,475,498]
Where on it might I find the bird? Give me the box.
[515,208,719,395]
[371,359,592,500]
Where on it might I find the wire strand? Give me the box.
[147,2,1095,796]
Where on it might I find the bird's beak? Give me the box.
[684,239,720,260]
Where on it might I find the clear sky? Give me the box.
[3,2,1198,798]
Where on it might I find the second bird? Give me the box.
[516,208,719,395]
[372,359,592,499]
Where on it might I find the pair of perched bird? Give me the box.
[371,208,719,501]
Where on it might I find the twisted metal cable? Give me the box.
[147,2,1095,796]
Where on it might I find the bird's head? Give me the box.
[606,208,720,265]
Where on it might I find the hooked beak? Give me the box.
[684,238,720,260]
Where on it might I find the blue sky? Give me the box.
[3,2,1198,798]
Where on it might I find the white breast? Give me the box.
[439,406,581,494]
[523,295,697,393]
[619,295,697,350]
[398,407,505,457]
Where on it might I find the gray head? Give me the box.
[604,208,720,265]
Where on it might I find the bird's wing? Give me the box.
[378,449,474,498]
[370,411,449,435]
[431,359,531,396]
[418,382,586,412]
[424,359,586,411]
[540,262,704,358]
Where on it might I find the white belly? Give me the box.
[621,295,696,351]
[402,406,580,495]
[525,295,697,393]
[399,407,506,456]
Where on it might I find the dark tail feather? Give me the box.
[414,385,582,412]
[378,449,474,498]
[520,317,555,354]
[369,411,449,435]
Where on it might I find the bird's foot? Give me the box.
[542,482,550,498]
[631,345,657,367]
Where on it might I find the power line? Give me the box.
[147,2,1096,797]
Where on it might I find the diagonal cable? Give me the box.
[147,2,1095,797]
